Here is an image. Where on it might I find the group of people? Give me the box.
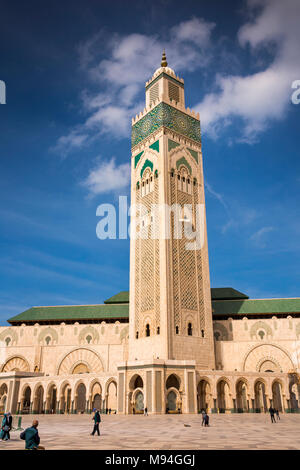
[1,413,44,449]
[269,407,280,423]
[0,405,281,448]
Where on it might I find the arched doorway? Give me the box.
[129,375,143,414]
[236,380,248,412]
[33,385,44,414]
[289,382,299,411]
[217,380,230,413]
[60,383,71,414]
[254,381,267,412]
[91,382,102,411]
[272,381,283,412]
[166,390,178,412]
[46,384,57,414]
[76,383,87,413]
[166,374,180,390]
[0,384,8,414]
[22,386,31,414]
[166,374,181,413]
[107,381,117,412]
[197,380,211,412]
[134,390,144,413]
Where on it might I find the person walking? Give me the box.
[269,406,276,423]
[91,409,101,436]
[1,412,12,441]
[275,409,280,421]
[20,420,45,450]
[201,409,206,426]
[144,407,148,416]
[204,413,209,427]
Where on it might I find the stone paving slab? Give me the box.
[1,414,300,450]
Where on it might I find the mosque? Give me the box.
[1,53,300,416]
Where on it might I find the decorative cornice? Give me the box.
[145,72,184,91]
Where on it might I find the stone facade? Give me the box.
[0,55,299,416]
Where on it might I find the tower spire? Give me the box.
[161,49,168,67]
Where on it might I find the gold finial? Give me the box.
[161,49,168,67]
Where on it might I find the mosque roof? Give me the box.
[7,288,300,324]
[212,298,300,317]
[8,303,129,325]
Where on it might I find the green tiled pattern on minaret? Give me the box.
[140,159,153,178]
[176,156,192,175]
[131,102,201,148]
[134,151,144,168]
[187,148,199,163]
[149,140,159,152]
[168,139,180,152]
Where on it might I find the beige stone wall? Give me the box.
[213,316,300,373]
[0,322,129,376]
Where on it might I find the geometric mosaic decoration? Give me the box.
[149,140,159,152]
[140,159,153,178]
[132,102,201,148]
[187,148,198,163]
[168,139,180,152]
[176,156,192,174]
[134,151,144,168]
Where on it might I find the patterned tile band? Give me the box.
[131,102,201,148]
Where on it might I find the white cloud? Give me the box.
[54,17,215,156]
[82,157,130,196]
[197,0,300,142]
[250,226,275,247]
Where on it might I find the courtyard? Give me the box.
[1,413,300,450]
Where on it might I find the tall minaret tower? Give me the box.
[128,52,215,370]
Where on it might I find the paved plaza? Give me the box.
[1,413,300,450]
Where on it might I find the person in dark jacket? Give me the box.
[20,420,45,450]
[204,413,209,427]
[269,407,276,423]
[91,409,101,436]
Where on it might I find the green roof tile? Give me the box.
[104,291,129,304]
[8,304,129,324]
[210,288,249,300]
[212,298,300,316]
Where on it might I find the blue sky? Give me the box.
[0,0,299,324]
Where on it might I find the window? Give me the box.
[168,82,180,102]
[258,330,265,340]
[201,329,205,338]
[136,331,139,339]
[149,82,159,105]
[86,335,92,344]
[175,326,179,335]
[188,323,193,336]
[45,336,51,345]
[5,337,11,346]
[146,324,150,337]
[157,326,160,335]
[214,332,220,341]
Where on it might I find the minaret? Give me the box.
[128,52,215,369]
